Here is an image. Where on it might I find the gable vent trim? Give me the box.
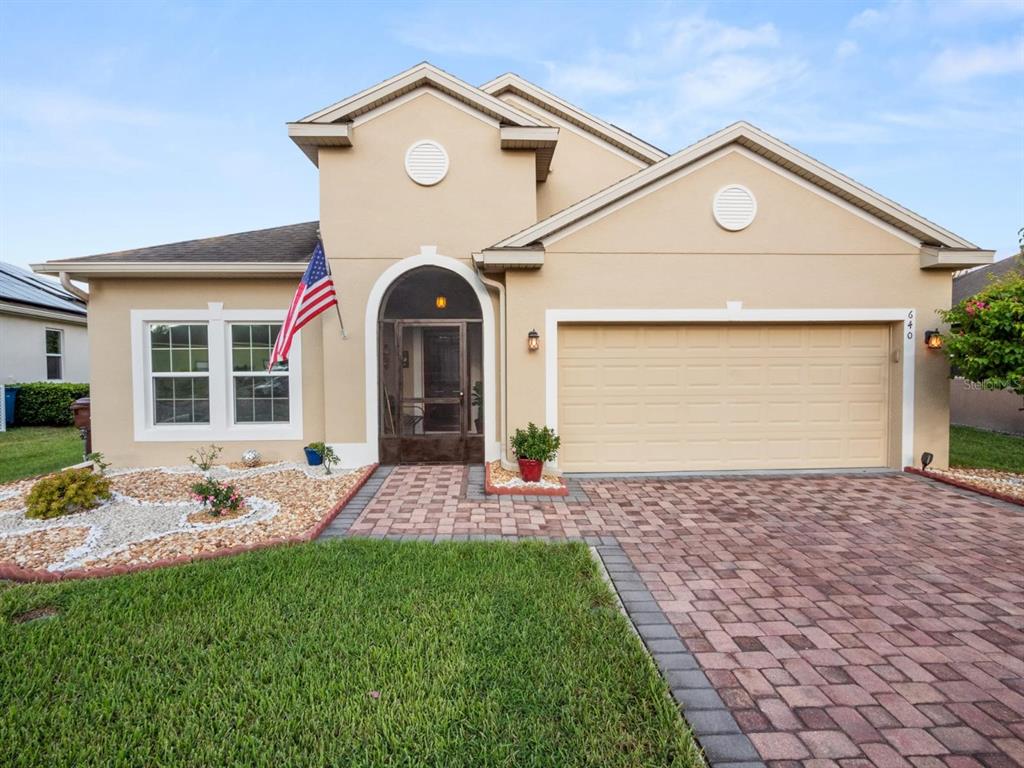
[405,140,449,186]
[713,185,757,231]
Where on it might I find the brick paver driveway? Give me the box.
[349,466,1024,766]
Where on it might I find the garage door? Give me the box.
[558,324,892,472]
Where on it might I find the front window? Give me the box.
[150,323,209,424]
[231,323,289,423]
[45,329,63,380]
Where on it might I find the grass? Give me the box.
[0,539,702,768]
[950,425,1024,473]
[0,426,82,483]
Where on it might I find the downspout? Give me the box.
[473,257,507,464]
[59,272,89,303]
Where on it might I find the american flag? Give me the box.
[268,241,338,369]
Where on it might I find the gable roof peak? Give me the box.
[489,119,979,252]
[294,61,543,128]
[480,71,667,164]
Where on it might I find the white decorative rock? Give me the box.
[241,449,261,468]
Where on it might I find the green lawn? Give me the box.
[0,540,702,768]
[0,426,82,483]
[950,425,1024,473]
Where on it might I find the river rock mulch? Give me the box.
[0,463,372,574]
[485,460,568,495]
[930,466,1024,503]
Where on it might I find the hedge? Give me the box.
[12,382,90,427]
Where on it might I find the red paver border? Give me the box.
[483,462,569,496]
[904,466,1024,507]
[0,463,379,583]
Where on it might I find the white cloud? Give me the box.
[928,0,1024,24]
[925,36,1024,83]
[546,65,639,96]
[835,40,860,59]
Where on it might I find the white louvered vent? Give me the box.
[713,185,757,231]
[405,140,449,186]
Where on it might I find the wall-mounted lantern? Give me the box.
[924,330,943,350]
[527,329,540,352]
[435,295,447,310]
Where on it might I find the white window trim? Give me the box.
[130,304,303,442]
[544,305,917,470]
[45,327,64,381]
[227,321,293,428]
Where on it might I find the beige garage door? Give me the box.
[558,324,892,472]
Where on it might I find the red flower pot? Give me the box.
[518,458,543,483]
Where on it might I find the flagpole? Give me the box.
[321,238,347,340]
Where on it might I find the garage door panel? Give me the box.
[558,323,891,472]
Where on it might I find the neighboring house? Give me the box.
[34,63,993,471]
[949,256,1024,435]
[0,262,88,385]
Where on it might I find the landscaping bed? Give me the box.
[914,465,1024,504]
[0,462,374,578]
[485,460,568,496]
[0,539,702,767]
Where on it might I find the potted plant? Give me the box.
[510,423,560,482]
[304,441,340,473]
[471,381,483,433]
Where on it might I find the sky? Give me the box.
[1,0,1022,272]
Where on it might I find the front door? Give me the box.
[395,321,468,462]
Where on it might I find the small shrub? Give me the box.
[187,444,223,472]
[13,382,89,426]
[306,442,339,474]
[25,469,111,520]
[510,423,561,462]
[86,452,110,475]
[190,477,242,517]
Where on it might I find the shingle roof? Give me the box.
[952,255,1022,304]
[0,262,86,315]
[54,221,320,264]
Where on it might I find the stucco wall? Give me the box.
[85,278,325,467]
[317,91,531,449]
[504,149,954,468]
[0,312,89,385]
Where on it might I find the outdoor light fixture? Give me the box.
[527,329,540,351]
[435,294,447,310]
[921,452,934,470]
[924,330,943,350]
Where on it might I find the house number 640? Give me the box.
[906,309,914,339]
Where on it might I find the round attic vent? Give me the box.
[713,185,757,231]
[405,140,449,186]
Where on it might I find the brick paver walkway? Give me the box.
[348,465,1024,766]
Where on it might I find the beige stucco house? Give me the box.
[34,63,993,472]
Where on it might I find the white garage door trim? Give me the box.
[545,306,917,470]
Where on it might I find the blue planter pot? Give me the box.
[304,447,323,466]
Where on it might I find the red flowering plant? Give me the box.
[938,262,1024,396]
[190,476,243,516]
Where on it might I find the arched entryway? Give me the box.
[378,266,484,463]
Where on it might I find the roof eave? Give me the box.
[0,299,87,324]
[919,247,996,270]
[473,247,545,273]
[32,261,308,280]
[287,123,352,166]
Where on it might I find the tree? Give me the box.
[939,259,1024,395]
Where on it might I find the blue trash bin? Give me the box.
[4,386,17,427]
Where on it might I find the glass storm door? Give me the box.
[396,321,467,462]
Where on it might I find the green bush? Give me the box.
[939,266,1024,395]
[25,468,111,520]
[190,477,242,517]
[510,423,561,462]
[13,382,90,427]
